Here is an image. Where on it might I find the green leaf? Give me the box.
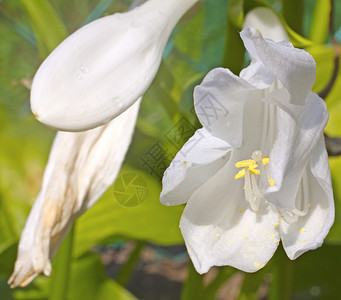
[74,166,184,257]
[306,47,341,244]
[291,245,341,299]
[68,252,136,300]
[20,0,67,58]
[49,226,74,300]
[284,24,314,48]
[82,0,116,26]
[307,45,341,137]
[227,0,244,28]
[307,45,334,95]
[0,275,14,300]
[222,20,245,74]
[326,156,341,244]
[0,240,18,277]
[96,280,136,300]
[309,0,331,44]
[281,0,304,35]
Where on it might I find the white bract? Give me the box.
[31,0,198,131]
[8,101,140,287]
[160,27,334,273]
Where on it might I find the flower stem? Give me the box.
[268,248,293,300]
[49,225,75,300]
[202,267,235,299]
[116,241,146,286]
[181,261,204,300]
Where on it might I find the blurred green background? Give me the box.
[1,0,341,299]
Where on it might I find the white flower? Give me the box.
[8,100,140,287]
[243,7,289,42]
[31,0,198,132]
[160,27,334,273]
[9,0,200,287]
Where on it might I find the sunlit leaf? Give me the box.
[74,166,184,257]
[69,252,136,300]
[20,0,67,58]
[309,0,331,44]
[284,24,314,48]
[307,47,341,244]
[327,156,341,244]
[81,0,116,26]
[227,0,244,28]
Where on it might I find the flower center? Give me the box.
[234,150,274,211]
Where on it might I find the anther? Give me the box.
[235,150,275,211]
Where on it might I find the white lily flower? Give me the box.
[160,27,334,273]
[8,100,140,287]
[31,0,198,132]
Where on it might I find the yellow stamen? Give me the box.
[235,159,256,168]
[262,156,269,165]
[249,166,260,175]
[268,177,275,186]
[234,151,275,212]
[234,168,246,179]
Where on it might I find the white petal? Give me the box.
[194,67,263,147]
[240,61,275,89]
[160,128,231,206]
[8,100,140,287]
[180,163,280,273]
[243,7,289,42]
[240,27,316,105]
[280,137,334,259]
[265,92,328,210]
[31,0,198,131]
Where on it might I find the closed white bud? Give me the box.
[31,0,198,131]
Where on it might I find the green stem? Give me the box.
[181,261,204,300]
[49,225,75,300]
[116,241,146,286]
[268,249,293,300]
[282,0,304,35]
[202,267,235,299]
